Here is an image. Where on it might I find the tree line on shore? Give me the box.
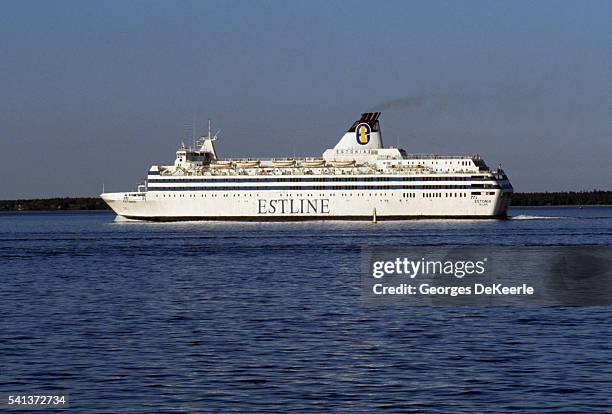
[1,191,611,211]
[0,198,111,211]
[510,190,612,206]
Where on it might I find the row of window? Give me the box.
[410,160,472,166]
[147,175,491,183]
[153,191,496,199]
[423,192,468,198]
[403,191,496,198]
[149,184,501,192]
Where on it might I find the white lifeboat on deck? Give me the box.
[272,159,296,168]
[208,161,233,169]
[301,159,326,168]
[328,160,356,168]
[235,160,261,168]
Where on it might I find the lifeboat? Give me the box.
[208,161,233,169]
[328,160,356,168]
[272,159,296,167]
[235,160,261,168]
[301,159,326,168]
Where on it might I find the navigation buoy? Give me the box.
[372,208,377,224]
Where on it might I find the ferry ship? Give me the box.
[101,113,513,221]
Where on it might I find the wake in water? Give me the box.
[510,214,563,220]
[113,215,141,223]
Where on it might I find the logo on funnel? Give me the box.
[355,123,371,145]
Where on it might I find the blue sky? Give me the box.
[1,0,611,197]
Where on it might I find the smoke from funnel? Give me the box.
[369,95,426,111]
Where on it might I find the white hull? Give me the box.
[102,188,511,221]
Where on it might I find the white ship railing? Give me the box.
[212,154,480,162]
[156,166,493,177]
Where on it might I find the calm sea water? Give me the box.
[1,207,611,413]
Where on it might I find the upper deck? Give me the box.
[149,112,500,180]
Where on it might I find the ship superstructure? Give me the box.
[101,113,513,220]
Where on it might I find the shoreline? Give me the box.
[1,205,611,214]
[513,204,612,208]
[1,193,611,212]
[0,209,113,213]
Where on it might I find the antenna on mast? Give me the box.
[206,118,220,141]
[192,116,196,149]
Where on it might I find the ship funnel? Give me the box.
[333,112,383,150]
